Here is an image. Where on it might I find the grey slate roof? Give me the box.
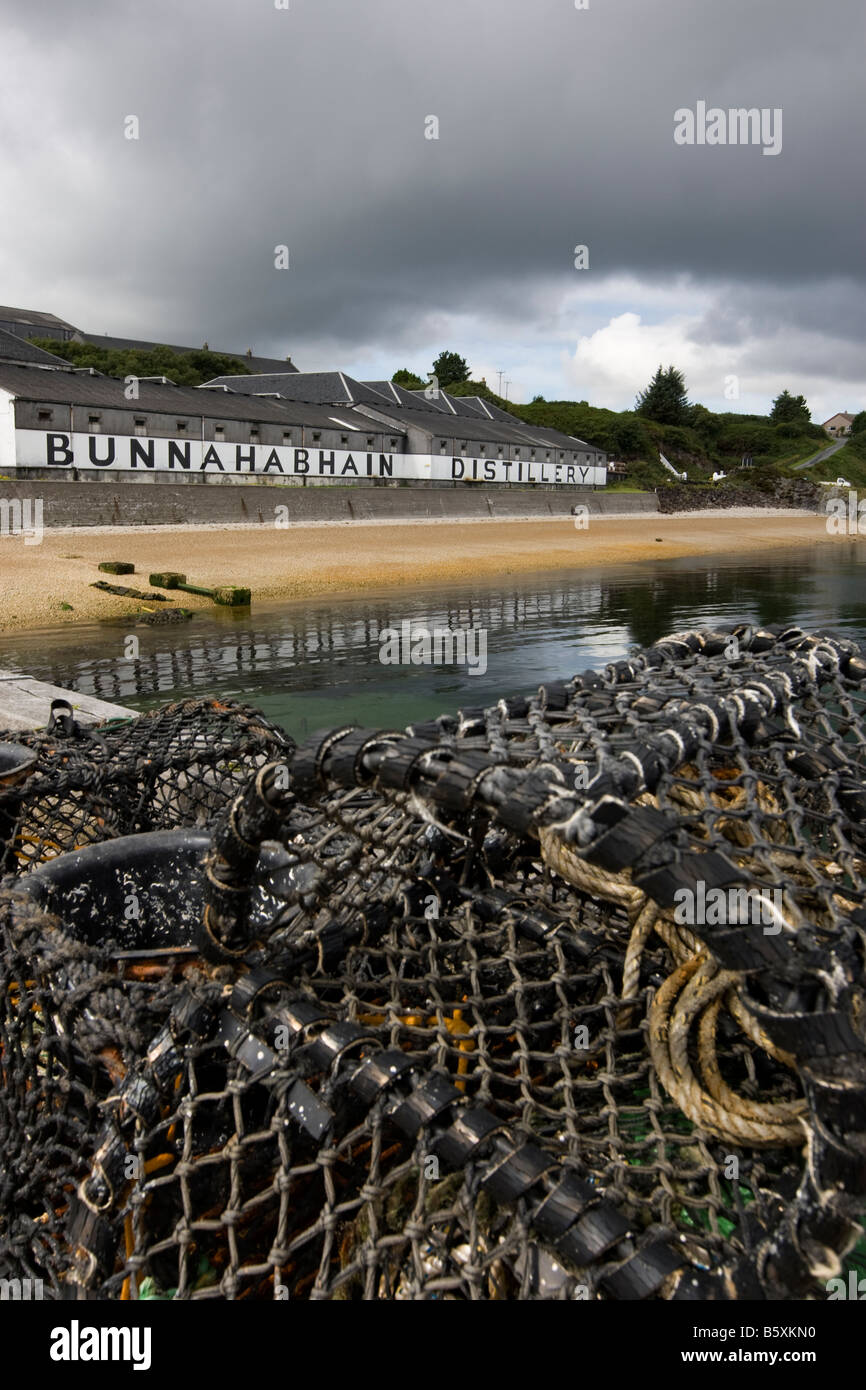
[0,330,73,367]
[74,333,299,376]
[203,371,396,409]
[0,306,78,333]
[354,402,570,450]
[0,364,404,435]
[366,383,455,414]
[440,395,496,420]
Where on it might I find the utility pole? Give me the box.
[497,369,504,396]
[504,380,512,402]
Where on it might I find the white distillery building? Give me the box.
[0,326,607,489]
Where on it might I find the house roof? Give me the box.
[202,371,396,409]
[0,305,78,333]
[822,412,854,425]
[0,363,404,435]
[359,381,454,414]
[0,329,73,368]
[355,400,599,452]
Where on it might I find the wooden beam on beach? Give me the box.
[91,581,168,601]
[149,573,251,606]
[0,670,136,734]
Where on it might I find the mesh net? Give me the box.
[1,624,865,1301]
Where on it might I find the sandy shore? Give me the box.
[0,510,847,633]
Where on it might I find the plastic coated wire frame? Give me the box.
[0,623,864,1299]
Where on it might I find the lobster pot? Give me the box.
[0,624,865,1300]
[0,698,292,871]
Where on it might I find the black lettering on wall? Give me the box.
[46,433,73,466]
[169,441,192,469]
[130,439,155,468]
[201,445,224,471]
[88,436,116,467]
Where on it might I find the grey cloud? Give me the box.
[0,0,863,376]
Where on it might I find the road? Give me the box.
[792,438,848,472]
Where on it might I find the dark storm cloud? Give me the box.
[0,0,863,370]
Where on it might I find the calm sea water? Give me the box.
[2,544,865,741]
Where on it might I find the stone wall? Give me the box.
[658,479,821,513]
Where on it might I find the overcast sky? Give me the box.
[0,0,863,419]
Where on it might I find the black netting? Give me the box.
[1,624,864,1301]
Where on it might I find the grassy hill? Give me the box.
[449,380,828,487]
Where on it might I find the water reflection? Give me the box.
[2,544,865,741]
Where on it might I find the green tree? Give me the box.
[635,365,690,425]
[770,389,810,425]
[611,415,649,458]
[850,410,866,435]
[391,368,425,390]
[29,339,251,387]
[431,351,469,389]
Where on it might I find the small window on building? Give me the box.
[514,448,521,459]
[214,425,225,441]
[312,432,321,442]
[439,439,448,454]
[389,438,398,449]
[134,417,147,437]
[545,450,551,461]
[176,420,187,434]
[37,409,53,423]
[88,414,101,433]
[461,441,468,453]
[341,434,349,447]
[530,449,536,460]
[497,446,503,458]
[250,427,260,442]
[366,436,374,447]
[480,443,486,455]
[282,431,292,446]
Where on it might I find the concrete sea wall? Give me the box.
[0,479,659,529]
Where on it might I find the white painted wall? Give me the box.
[0,389,16,474]
[11,428,608,487]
